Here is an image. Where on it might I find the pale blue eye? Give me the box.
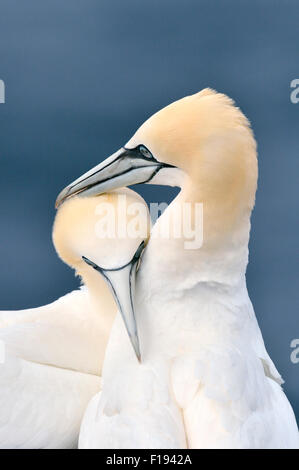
[140,145,152,159]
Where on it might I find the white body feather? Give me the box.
[0,288,102,449]
[79,203,299,449]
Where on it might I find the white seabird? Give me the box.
[59,89,299,449]
[0,188,149,448]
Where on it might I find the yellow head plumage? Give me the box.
[53,187,150,278]
[127,88,257,213]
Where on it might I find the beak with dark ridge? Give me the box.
[82,241,145,362]
[56,145,175,208]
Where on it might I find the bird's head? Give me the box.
[53,188,150,361]
[56,89,257,216]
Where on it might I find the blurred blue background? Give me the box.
[0,0,298,421]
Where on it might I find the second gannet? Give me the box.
[0,188,149,448]
[53,187,150,362]
[58,89,299,448]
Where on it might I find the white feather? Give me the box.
[0,288,104,448]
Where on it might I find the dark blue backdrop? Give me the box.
[0,1,298,421]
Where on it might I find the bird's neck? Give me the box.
[145,180,252,290]
[78,265,117,334]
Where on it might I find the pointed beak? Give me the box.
[82,241,145,362]
[55,145,175,208]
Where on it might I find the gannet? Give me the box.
[0,188,149,448]
[58,89,299,448]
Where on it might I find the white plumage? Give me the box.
[0,289,101,448]
[2,89,298,449]
[79,206,298,449]
[72,90,298,448]
[0,187,150,449]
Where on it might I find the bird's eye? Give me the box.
[139,145,152,159]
